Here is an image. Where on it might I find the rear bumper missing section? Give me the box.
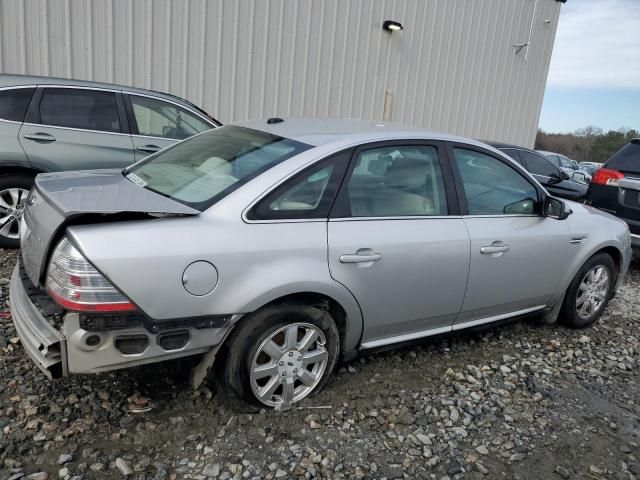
[10,264,65,379]
[10,262,237,378]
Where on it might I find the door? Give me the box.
[125,94,214,161]
[450,146,571,325]
[327,142,470,348]
[19,87,135,172]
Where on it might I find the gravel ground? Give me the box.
[1,248,639,480]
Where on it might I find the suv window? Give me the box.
[521,150,561,178]
[249,150,350,220]
[129,95,211,140]
[607,140,640,173]
[38,88,121,132]
[0,88,35,122]
[454,148,539,215]
[40,88,120,132]
[343,145,448,217]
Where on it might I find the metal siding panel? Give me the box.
[0,0,561,146]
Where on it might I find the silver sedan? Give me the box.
[10,118,633,408]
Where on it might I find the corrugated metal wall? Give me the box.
[0,0,560,147]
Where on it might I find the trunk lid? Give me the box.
[21,169,199,286]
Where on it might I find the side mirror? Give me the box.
[572,171,588,184]
[560,170,571,180]
[544,196,571,220]
[547,172,563,184]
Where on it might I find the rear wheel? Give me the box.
[215,304,340,408]
[561,253,617,328]
[0,175,34,248]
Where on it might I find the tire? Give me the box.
[214,304,340,408]
[0,174,34,249]
[561,253,617,328]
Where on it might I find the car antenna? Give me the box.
[267,117,284,124]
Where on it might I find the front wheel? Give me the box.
[215,304,340,408]
[561,253,617,328]
[0,175,34,248]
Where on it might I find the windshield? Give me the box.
[125,126,311,211]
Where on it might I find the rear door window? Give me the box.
[607,140,640,173]
[520,151,560,178]
[500,148,523,165]
[0,88,35,122]
[37,88,121,133]
[249,150,350,220]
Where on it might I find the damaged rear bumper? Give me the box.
[10,264,66,379]
[10,262,237,378]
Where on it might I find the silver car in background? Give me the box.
[10,119,632,408]
[0,74,220,247]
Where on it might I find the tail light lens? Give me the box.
[592,168,624,186]
[46,237,136,312]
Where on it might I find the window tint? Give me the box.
[521,151,560,177]
[250,151,350,220]
[607,140,640,172]
[38,88,121,132]
[130,95,211,140]
[0,88,35,122]
[500,148,523,165]
[453,148,539,215]
[343,145,448,217]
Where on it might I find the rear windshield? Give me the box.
[125,126,311,211]
[606,139,640,172]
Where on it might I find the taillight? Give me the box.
[592,168,624,186]
[46,237,136,312]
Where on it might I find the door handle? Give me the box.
[23,132,56,142]
[339,252,383,263]
[136,145,161,153]
[480,242,511,255]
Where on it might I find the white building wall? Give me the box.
[0,0,561,147]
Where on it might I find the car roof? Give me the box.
[236,117,492,148]
[0,73,196,107]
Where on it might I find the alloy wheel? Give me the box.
[250,322,329,407]
[0,188,29,240]
[575,265,610,320]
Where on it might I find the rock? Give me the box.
[25,474,48,480]
[275,469,288,478]
[58,468,69,479]
[203,463,220,478]
[589,465,604,475]
[115,458,133,477]
[476,445,489,455]
[58,454,73,465]
[554,466,570,479]
[510,453,526,462]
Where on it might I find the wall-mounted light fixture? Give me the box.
[382,20,403,32]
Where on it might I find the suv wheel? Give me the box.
[216,304,340,408]
[561,253,617,328]
[0,175,34,248]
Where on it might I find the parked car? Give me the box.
[538,150,592,183]
[586,139,640,252]
[11,119,631,408]
[0,74,221,247]
[490,143,588,201]
[579,162,604,176]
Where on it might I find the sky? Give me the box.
[538,0,640,133]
